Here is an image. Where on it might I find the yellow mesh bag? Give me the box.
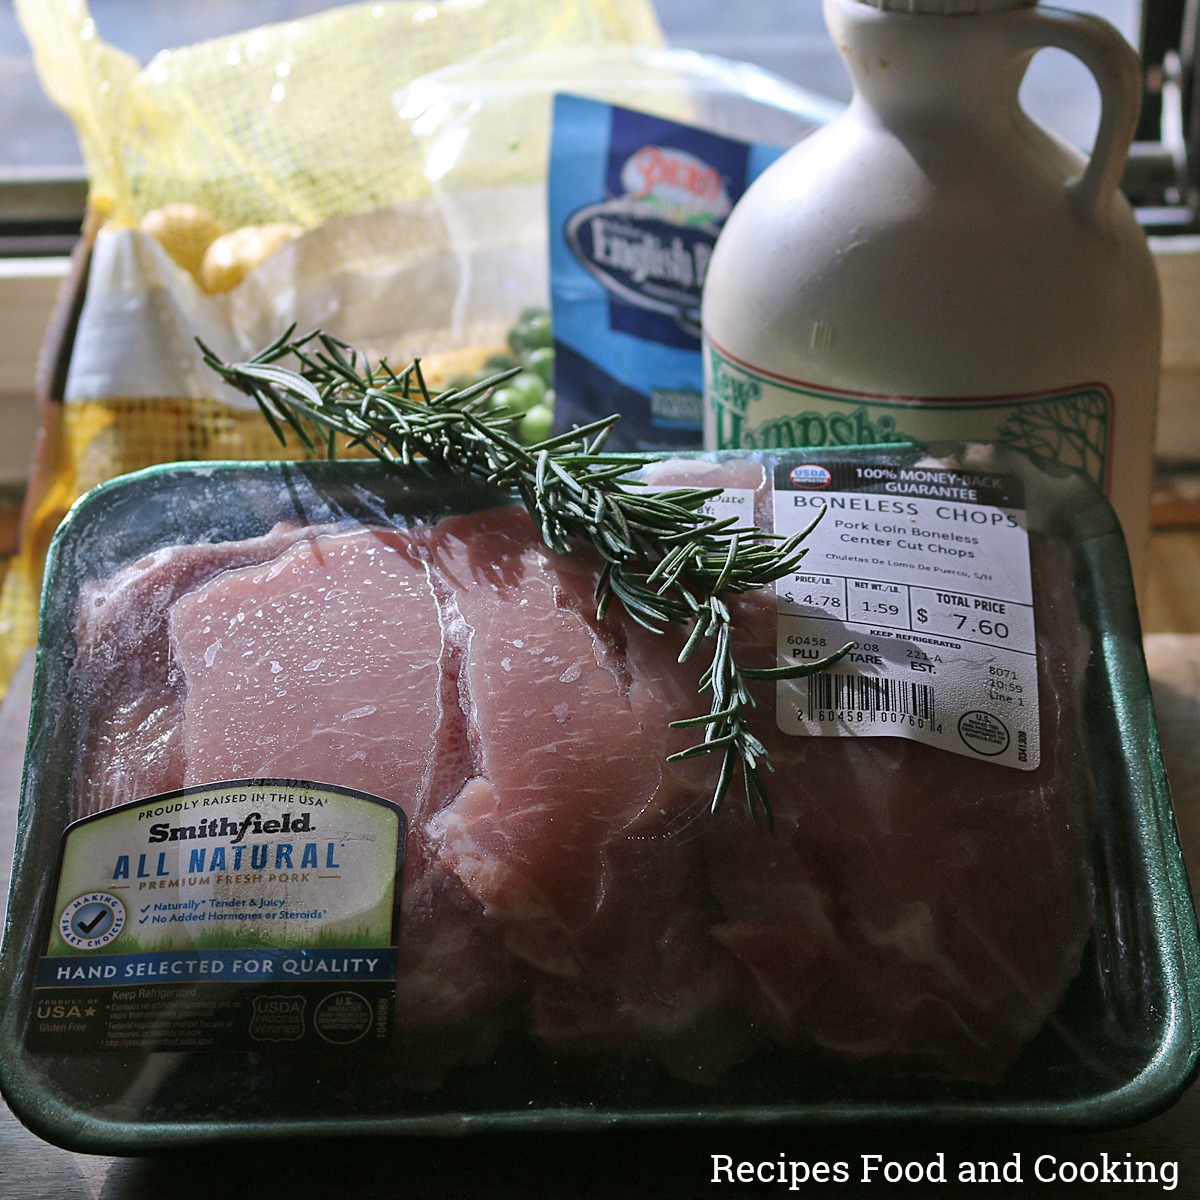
[17,0,664,231]
[1,0,665,695]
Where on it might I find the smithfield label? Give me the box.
[549,94,790,451]
[28,779,404,1054]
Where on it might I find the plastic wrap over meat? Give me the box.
[67,459,1094,1086]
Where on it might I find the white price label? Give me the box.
[772,459,1040,770]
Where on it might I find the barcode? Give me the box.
[807,673,935,721]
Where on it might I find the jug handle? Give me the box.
[1010,6,1143,228]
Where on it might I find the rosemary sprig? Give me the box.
[199,328,852,826]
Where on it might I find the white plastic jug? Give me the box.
[702,0,1160,587]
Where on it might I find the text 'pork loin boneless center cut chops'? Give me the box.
[68,458,1094,1085]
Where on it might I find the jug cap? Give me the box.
[855,0,1036,12]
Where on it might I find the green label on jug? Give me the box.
[706,343,1112,490]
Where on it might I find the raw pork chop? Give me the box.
[416,508,744,1065]
[170,528,442,802]
[166,525,523,1033]
[70,522,336,817]
[632,460,1094,1082]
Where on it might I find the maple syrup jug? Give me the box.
[702,0,1160,587]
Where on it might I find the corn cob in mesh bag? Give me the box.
[2,0,833,698]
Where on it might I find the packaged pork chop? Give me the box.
[0,443,1196,1150]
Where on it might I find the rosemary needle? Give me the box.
[199,328,853,826]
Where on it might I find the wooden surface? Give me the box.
[1,640,1200,1198]
[1146,529,1200,633]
